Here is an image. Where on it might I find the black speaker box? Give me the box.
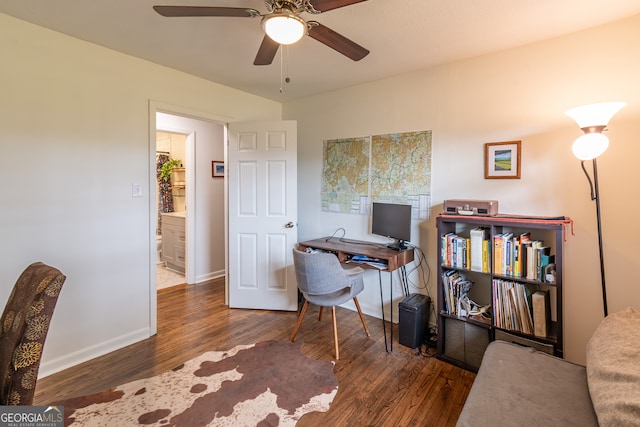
[398,293,431,349]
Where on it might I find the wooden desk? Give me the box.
[298,237,415,352]
[298,237,414,272]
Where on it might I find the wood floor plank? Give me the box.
[34,279,475,425]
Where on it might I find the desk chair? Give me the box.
[0,262,66,405]
[290,248,370,359]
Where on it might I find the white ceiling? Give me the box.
[2,0,640,102]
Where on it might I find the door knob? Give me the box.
[285,222,295,228]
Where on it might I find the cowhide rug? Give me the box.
[54,340,338,426]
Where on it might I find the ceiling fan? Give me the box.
[153,0,370,66]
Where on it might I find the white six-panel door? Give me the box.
[227,120,298,310]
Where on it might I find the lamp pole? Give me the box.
[592,158,608,317]
[566,101,625,318]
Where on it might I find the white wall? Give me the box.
[0,12,280,376]
[284,14,640,364]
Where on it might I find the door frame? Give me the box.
[148,100,232,335]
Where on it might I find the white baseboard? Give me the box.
[341,299,398,324]
[38,327,151,379]
[194,269,225,284]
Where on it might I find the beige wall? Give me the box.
[0,12,281,375]
[284,14,640,364]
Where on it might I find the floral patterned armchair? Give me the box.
[0,262,66,405]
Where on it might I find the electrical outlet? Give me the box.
[132,183,143,198]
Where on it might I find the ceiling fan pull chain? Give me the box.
[279,44,292,93]
[280,44,284,93]
[285,44,291,84]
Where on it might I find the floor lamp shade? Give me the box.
[565,102,626,131]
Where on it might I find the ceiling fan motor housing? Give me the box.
[265,1,321,15]
[262,5,307,45]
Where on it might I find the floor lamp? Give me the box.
[565,102,626,317]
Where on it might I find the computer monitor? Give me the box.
[371,202,412,251]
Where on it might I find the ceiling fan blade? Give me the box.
[254,35,280,65]
[153,6,260,18]
[307,22,369,61]
[310,0,368,12]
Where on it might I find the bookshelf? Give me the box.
[436,213,571,371]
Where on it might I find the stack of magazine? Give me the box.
[348,254,387,270]
[493,278,534,334]
[442,270,473,316]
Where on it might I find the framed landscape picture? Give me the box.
[212,160,224,178]
[484,141,521,179]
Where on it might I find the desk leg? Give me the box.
[378,270,393,353]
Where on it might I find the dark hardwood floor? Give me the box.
[34,278,475,426]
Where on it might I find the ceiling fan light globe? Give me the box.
[572,133,609,160]
[263,14,305,45]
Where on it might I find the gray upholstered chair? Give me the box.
[290,248,370,359]
[0,262,66,405]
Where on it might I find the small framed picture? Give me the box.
[484,141,521,179]
[212,161,224,178]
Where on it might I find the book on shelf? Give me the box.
[518,284,534,335]
[454,237,469,269]
[512,236,520,277]
[532,290,550,337]
[521,240,532,278]
[501,233,513,276]
[526,241,543,280]
[442,270,458,314]
[508,287,527,334]
[441,232,454,266]
[466,237,470,269]
[514,232,530,277]
[505,236,513,276]
[535,247,551,281]
[537,254,555,282]
[482,239,490,273]
[540,253,554,266]
[493,234,503,274]
[470,227,488,272]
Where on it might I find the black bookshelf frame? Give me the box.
[435,214,569,371]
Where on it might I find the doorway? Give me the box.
[149,102,227,335]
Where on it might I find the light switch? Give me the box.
[132,183,143,198]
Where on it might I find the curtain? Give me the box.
[156,154,174,234]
